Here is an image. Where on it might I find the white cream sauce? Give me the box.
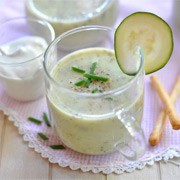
[0,36,48,101]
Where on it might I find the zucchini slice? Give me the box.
[114,12,173,75]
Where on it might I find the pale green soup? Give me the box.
[47,48,144,155]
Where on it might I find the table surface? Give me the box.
[0,0,180,179]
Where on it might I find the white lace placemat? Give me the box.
[0,68,180,175]
[0,0,180,175]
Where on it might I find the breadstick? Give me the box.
[150,75,180,130]
[149,76,180,146]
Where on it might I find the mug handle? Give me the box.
[115,108,146,161]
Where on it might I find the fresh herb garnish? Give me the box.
[37,132,49,141]
[106,97,113,101]
[85,62,97,87]
[43,112,51,127]
[28,117,42,125]
[27,114,66,151]
[90,62,97,74]
[85,79,91,88]
[72,66,86,73]
[84,73,109,82]
[91,88,99,93]
[49,145,65,150]
[72,62,109,88]
[74,80,86,86]
[91,88,103,93]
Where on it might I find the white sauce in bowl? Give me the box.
[0,36,48,101]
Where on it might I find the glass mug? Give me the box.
[43,26,146,160]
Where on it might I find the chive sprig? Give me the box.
[43,112,51,127]
[72,66,86,73]
[49,145,65,150]
[27,113,65,151]
[37,132,49,141]
[84,73,109,82]
[85,62,97,87]
[72,62,109,88]
[74,80,86,86]
[28,117,42,125]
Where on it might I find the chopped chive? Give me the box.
[37,132,49,141]
[91,88,99,93]
[72,66,86,73]
[106,97,113,101]
[90,62,97,74]
[84,73,109,82]
[74,80,86,86]
[91,88,103,93]
[49,145,65,150]
[28,117,42,125]
[85,79,91,88]
[43,112,51,127]
[85,62,97,88]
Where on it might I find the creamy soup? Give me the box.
[47,48,144,155]
[26,0,118,36]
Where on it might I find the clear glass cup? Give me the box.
[0,17,55,101]
[25,0,118,36]
[43,26,146,160]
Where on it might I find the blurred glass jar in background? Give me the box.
[173,0,180,29]
[25,0,118,36]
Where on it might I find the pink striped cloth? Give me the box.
[0,0,180,174]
